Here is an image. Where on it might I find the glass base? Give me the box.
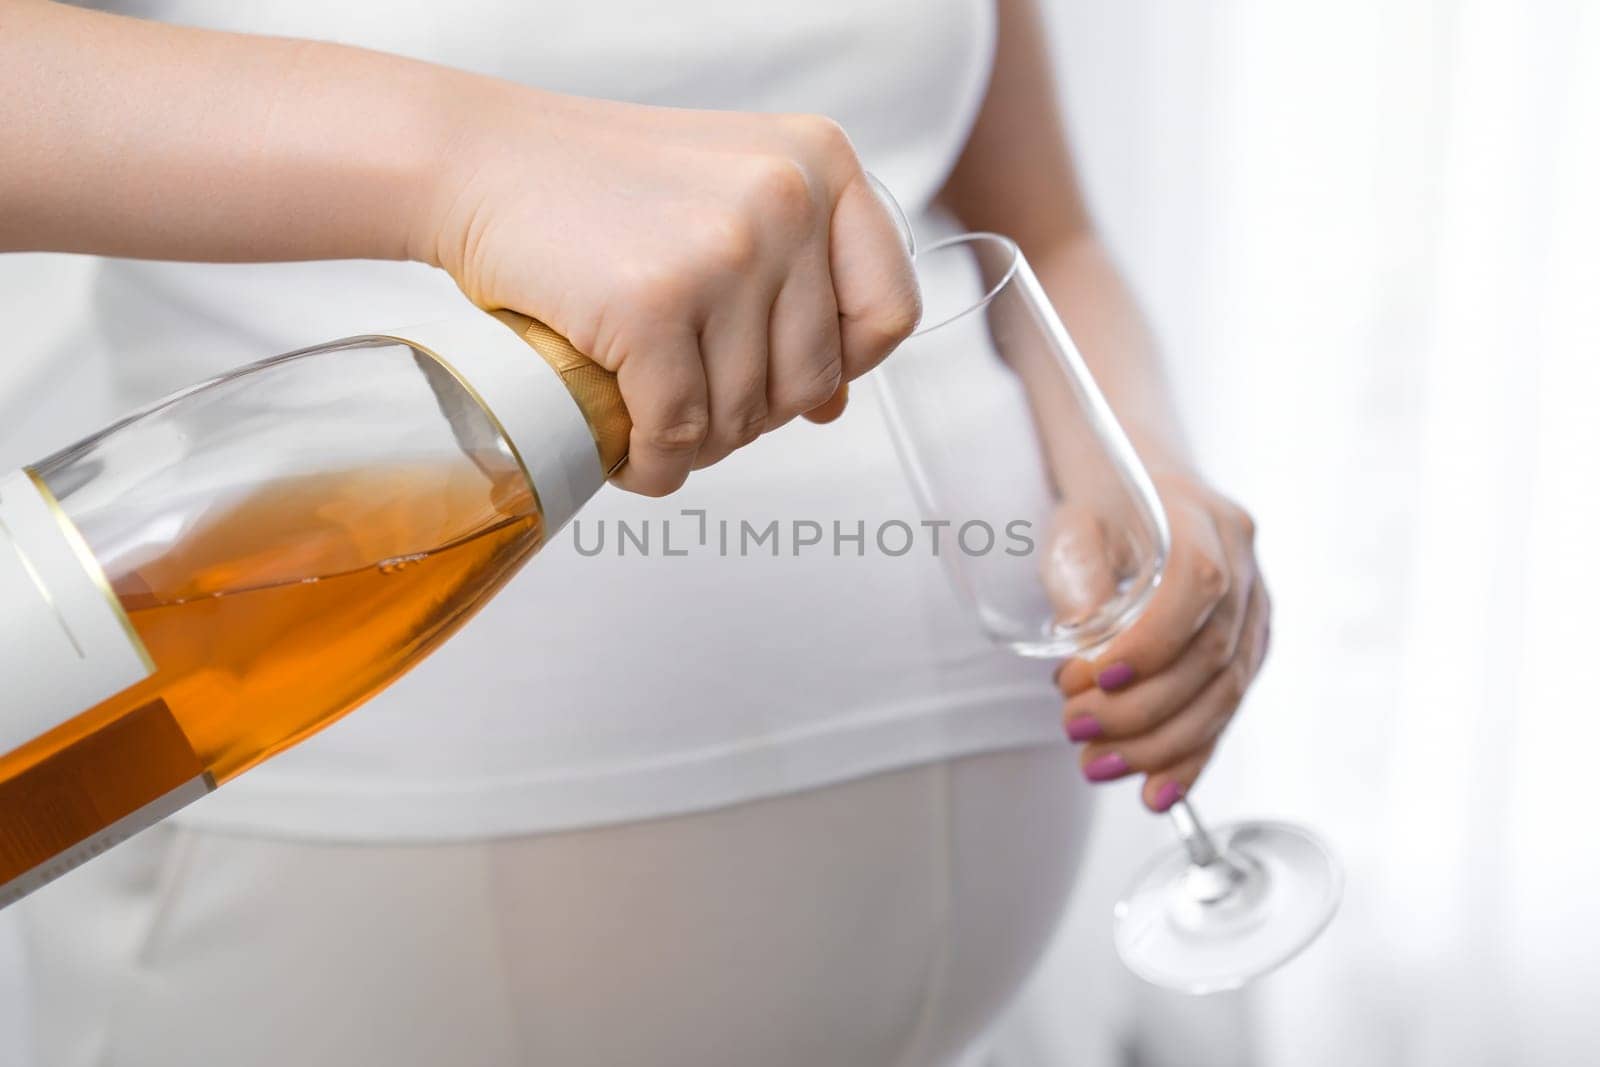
[1113,821,1342,995]
[997,570,1162,660]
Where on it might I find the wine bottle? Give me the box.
[0,310,628,907]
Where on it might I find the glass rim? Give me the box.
[910,231,1023,337]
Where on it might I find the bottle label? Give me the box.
[0,468,155,758]
[371,316,606,536]
[0,698,212,908]
[0,774,212,908]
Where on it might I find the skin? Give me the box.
[0,0,919,496]
[0,0,1266,808]
[941,0,1269,809]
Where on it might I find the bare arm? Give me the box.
[0,1,918,497]
[939,0,1189,476]
[0,0,447,262]
[943,0,1267,810]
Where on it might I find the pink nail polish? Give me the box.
[1083,752,1130,782]
[1152,781,1184,813]
[1097,662,1136,692]
[1065,715,1103,742]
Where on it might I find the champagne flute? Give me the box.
[872,230,1341,994]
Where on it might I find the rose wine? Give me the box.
[0,311,626,906]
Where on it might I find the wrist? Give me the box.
[1121,425,1196,485]
[402,75,563,280]
[397,66,491,271]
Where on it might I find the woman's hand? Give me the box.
[1,5,917,500]
[1054,472,1270,812]
[416,88,921,497]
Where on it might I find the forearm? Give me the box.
[0,0,464,264]
[941,0,1193,481]
[1030,233,1192,476]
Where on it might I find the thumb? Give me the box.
[828,174,921,380]
[802,381,849,424]
[1041,505,1125,629]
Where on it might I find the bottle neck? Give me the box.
[489,311,631,478]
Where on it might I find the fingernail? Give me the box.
[1152,780,1185,813]
[1097,662,1136,692]
[1083,752,1130,782]
[1065,715,1103,742]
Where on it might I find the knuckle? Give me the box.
[723,404,768,449]
[1235,506,1258,542]
[876,286,923,350]
[1194,556,1229,602]
[700,211,761,274]
[1201,626,1234,668]
[846,283,922,367]
[733,419,765,449]
[1219,661,1249,704]
[745,155,815,223]
[1137,701,1167,733]
[786,113,855,164]
[1213,697,1241,735]
[768,337,843,419]
[645,409,710,454]
[790,353,844,414]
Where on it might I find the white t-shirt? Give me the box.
[71,0,1065,840]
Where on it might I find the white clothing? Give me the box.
[19,746,1091,1067]
[6,4,1103,1065]
[58,0,1069,843]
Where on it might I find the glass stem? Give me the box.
[1167,798,1222,867]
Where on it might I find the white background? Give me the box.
[4,2,1599,1064]
[1000,2,1600,1065]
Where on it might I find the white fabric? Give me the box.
[995,2,1600,1065]
[18,745,1089,1067]
[27,3,1599,1064]
[28,0,1076,842]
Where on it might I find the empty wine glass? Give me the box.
[873,230,1341,994]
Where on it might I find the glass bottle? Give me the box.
[0,310,627,907]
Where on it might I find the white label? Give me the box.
[372,316,606,536]
[0,468,154,757]
[0,772,213,909]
